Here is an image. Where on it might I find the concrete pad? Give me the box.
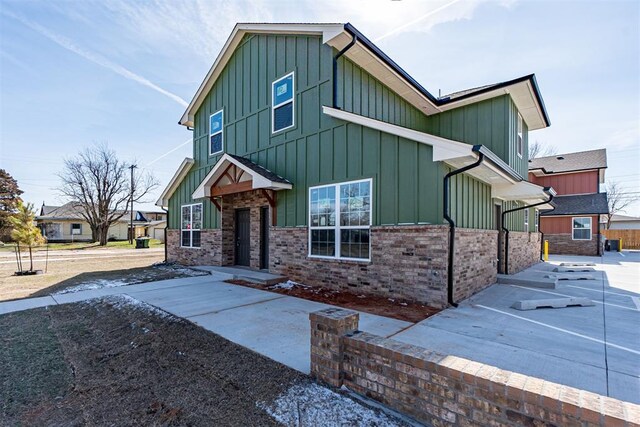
[497,274,557,288]
[0,295,57,315]
[184,294,411,374]
[511,297,594,310]
[393,253,640,404]
[130,281,284,318]
[194,266,287,285]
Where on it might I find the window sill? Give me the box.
[307,255,371,264]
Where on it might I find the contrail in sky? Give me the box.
[3,10,189,108]
[374,0,464,43]
[146,139,192,166]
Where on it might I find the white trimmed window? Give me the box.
[517,113,524,158]
[71,223,82,235]
[534,209,539,232]
[572,217,591,240]
[272,72,295,133]
[181,204,202,248]
[309,179,372,261]
[524,208,529,229]
[209,109,224,155]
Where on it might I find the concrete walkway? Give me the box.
[391,251,640,404]
[0,272,410,374]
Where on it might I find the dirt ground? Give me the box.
[0,250,205,302]
[227,280,440,323]
[0,298,407,426]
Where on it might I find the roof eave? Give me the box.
[179,23,346,127]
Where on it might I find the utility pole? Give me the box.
[129,164,137,244]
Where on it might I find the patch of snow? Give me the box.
[258,382,406,427]
[269,280,310,290]
[53,265,206,295]
[83,295,179,321]
[54,279,131,295]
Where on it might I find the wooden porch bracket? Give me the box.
[261,189,277,226]
[209,197,222,212]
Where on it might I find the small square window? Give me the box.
[572,217,592,240]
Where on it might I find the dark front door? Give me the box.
[260,207,269,269]
[235,209,250,266]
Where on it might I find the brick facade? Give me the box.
[545,233,602,256]
[166,191,542,308]
[499,231,542,274]
[166,229,222,266]
[310,308,640,427]
[271,225,500,308]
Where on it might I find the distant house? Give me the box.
[156,23,555,308]
[529,149,609,255]
[36,202,167,242]
[608,214,640,230]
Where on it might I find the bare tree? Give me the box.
[528,140,557,160]
[605,181,640,229]
[58,144,158,245]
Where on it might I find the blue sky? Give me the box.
[1,0,638,214]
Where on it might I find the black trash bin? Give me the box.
[609,239,620,252]
[135,237,150,249]
[605,240,611,252]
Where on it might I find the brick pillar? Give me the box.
[309,308,359,387]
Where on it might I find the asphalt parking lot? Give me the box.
[392,251,640,404]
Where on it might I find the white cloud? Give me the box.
[98,0,274,63]
[2,9,189,107]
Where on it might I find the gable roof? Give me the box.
[540,193,609,216]
[227,154,292,185]
[180,23,550,130]
[529,149,607,174]
[155,158,195,207]
[191,153,292,200]
[610,214,640,222]
[37,202,85,220]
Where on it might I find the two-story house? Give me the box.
[156,23,554,308]
[528,149,608,256]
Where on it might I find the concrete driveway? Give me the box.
[0,271,410,374]
[391,251,640,404]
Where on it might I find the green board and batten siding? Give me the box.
[168,33,528,232]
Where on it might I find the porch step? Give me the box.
[193,266,287,286]
[497,274,557,289]
[511,297,594,311]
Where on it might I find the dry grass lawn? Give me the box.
[0,251,168,302]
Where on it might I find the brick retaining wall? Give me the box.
[546,233,602,256]
[310,309,640,427]
[500,231,542,275]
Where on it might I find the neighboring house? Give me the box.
[528,149,608,255]
[604,214,640,250]
[156,23,554,308]
[37,202,166,242]
[608,214,640,230]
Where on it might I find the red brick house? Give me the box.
[528,149,608,255]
